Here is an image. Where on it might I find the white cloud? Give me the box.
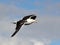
[0,37,17,45]
[0,36,50,45]
[31,40,44,45]
[0,3,39,20]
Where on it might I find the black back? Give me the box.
[31,16,36,19]
[22,14,36,20]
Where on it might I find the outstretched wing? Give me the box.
[11,20,24,37]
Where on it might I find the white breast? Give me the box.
[24,18,36,25]
[27,19,35,23]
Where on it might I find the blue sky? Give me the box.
[50,40,60,45]
[0,0,60,45]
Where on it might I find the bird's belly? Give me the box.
[24,19,35,25]
[24,22,33,25]
[24,22,32,24]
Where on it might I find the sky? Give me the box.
[0,0,60,45]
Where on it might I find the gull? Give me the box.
[11,14,37,37]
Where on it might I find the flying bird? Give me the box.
[11,14,37,37]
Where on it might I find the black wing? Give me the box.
[11,20,24,37]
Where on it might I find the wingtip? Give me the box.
[11,33,16,37]
[11,35,14,37]
[11,30,19,37]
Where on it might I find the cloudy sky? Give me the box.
[0,0,60,45]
